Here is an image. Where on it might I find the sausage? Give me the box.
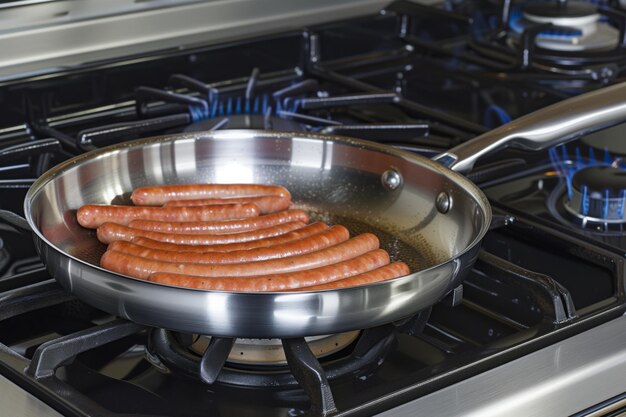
[130,222,328,252]
[107,225,350,264]
[145,249,390,291]
[77,203,259,229]
[97,221,307,245]
[292,262,410,291]
[131,183,290,206]
[127,210,309,235]
[100,233,379,279]
[164,195,291,214]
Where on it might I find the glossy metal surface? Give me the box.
[24,130,490,338]
[0,0,387,80]
[0,374,62,417]
[435,81,626,173]
[377,315,626,417]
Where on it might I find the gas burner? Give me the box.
[509,2,619,52]
[142,311,429,415]
[146,325,397,392]
[565,165,626,223]
[449,0,626,76]
[189,331,360,365]
[549,144,626,231]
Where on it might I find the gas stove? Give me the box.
[1,1,626,416]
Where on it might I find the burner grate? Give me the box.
[387,0,626,84]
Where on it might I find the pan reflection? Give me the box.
[273,292,340,328]
[213,162,255,184]
[291,137,334,170]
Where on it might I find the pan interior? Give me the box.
[27,130,488,278]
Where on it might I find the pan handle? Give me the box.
[433,81,626,174]
[0,209,32,233]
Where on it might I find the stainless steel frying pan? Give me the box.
[20,81,626,338]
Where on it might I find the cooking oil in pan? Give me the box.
[304,209,439,272]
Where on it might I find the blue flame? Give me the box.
[184,80,318,123]
[278,96,302,113]
[185,74,324,123]
[549,144,619,201]
[550,144,626,221]
[550,145,575,200]
[187,92,273,123]
[226,97,233,115]
[483,105,512,128]
[188,100,210,123]
[581,185,589,215]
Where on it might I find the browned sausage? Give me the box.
[108,225,350,264]
[100,233,379,279]
[164,195,291,214]
[77,203,259,229]
[130,222,328,252]
[97,221,307,245]
[292,262,410,291]
[131,183,290,206]
[128,210,309,235]
[145,249,390,291]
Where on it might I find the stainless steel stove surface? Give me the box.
[1,1,626,416]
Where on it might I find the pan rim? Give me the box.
[24,129,492,295]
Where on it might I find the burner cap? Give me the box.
[572,165,626,194]
[523,2,597,18]
[581,125,626,157]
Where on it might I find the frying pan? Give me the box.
[17,82,626,338]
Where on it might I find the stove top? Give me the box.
[1,1,626,416]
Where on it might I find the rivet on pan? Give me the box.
[381,168,402,191]
[436,192,452,214]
